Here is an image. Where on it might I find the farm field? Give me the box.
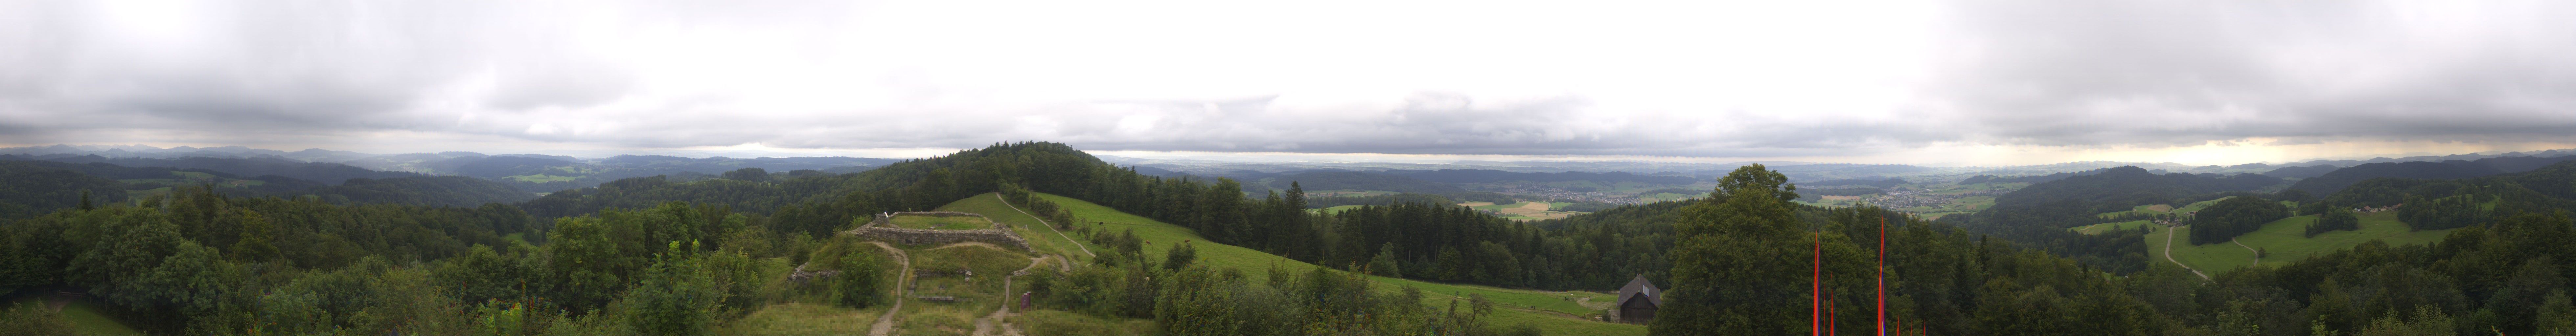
[1468,201,1587,220]
[2147,210,2455,274]
[2096,197,2235,219]
[1029,192,1648,335]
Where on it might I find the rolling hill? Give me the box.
[1379,169,1698,185]
[2145,210,2455,275]
[939,191,1646,335]
[2288,155,2576,195]
[1969,166,2283,229]
[1265,171,1466,194]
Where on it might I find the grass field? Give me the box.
[1468,201,1587,221]
[887,215,992,230]
[1305,204,1368,215]
[719,303,886,335]
[2071,220,2154,235]
[1029,192,1649,335]
[6,296,143,335]
[2097,197,2233,219]
[2147,211,2456,274]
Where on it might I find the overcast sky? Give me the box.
[3,0,2573,165]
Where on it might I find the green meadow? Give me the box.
[1024,192,1648,335]
[2147,210,2455,274]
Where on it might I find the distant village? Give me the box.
[1863,188,2009,209]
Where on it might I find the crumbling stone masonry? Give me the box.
[850,212,1031,250]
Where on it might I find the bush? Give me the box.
[834,248,888,308]
[0,303,74,336]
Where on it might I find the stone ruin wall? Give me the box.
[852,211,1030,250]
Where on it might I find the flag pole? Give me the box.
[1877,211,1887,336]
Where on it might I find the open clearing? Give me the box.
[1030,192,1648,335]
[2072,220,2154,235]
[2099,197,2233,219]
[1307,204,1368,215]
[721,303,888,336]
[1464,201,1588,221]
[2146,210,2455,274]
[6,295,144,335]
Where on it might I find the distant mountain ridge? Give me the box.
[2287,155,2576,195]
[0,144,899,193]
[0,159,534,218]
[12,155,423,184]
[1376,169,1698,184]
[1969,166,2285,229]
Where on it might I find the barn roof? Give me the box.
[1615,274,1661,308]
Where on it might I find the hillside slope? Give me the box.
[1971,166,2282,229]
[999,191,1645,335]
[2146,210,2455,274]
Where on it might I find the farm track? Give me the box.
[2231,239,2260,267]
[862,241,912,336]
[972,255,1048,336]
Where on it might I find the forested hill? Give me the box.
[0,161,128,219]
[24,155,422,184]
[2301,160,2576,227]
[2288,155,2576,195]
[0,159,536,218]
[302,176,536,207]
[13,142,2576,335]
[1377,169,1698,184]
[1966,166,2283,229]
[1263,171,1465,193]
[1957,166,2126,184]
[2257,164,2340,179]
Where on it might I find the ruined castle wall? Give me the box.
[852,211,1030,250]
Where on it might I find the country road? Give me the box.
[2163,227,2211,281]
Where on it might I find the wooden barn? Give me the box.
[1609,274,1662,324]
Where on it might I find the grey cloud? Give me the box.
[5,0,2574,159]
[1922,0,2576,147]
